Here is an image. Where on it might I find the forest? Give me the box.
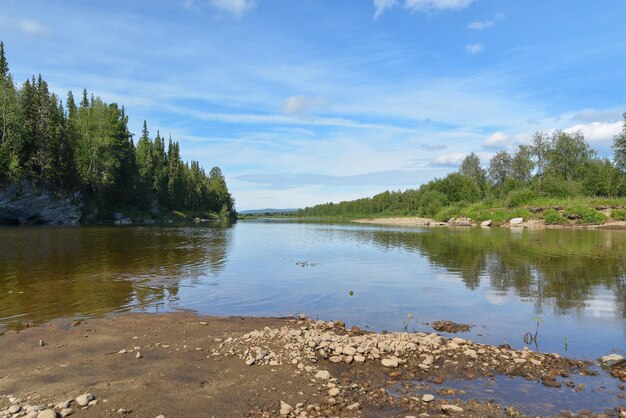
[0,42,235,219]
[299,116,626,223]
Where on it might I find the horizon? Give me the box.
[2,1,625,210]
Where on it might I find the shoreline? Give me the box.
[1,312,624,417]
[352,217,626,230]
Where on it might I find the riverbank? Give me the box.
[353,216,626,229]
[1,313,624,417]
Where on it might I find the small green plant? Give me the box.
[612,209,626,221]
[403,313,414,332]
[348,290,354,296]
[523,316,544,350]
[564,206,606,225]
[543,209,567,225]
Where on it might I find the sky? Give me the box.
[1,0,625,210]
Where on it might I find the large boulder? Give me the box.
[0,181,82,225]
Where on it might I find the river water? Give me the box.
[1,220,625,361]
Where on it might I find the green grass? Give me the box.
[611,209,626,221]
[543,209,568,225]
[563,206,607,225]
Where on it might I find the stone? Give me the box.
[75,394,94,407]
[480,220,492,227]
[343,346,357,356]
[245,358,256,366]
[8,406,21,414]
[36,411,58,418]
[280,401,293,416]
[60,409,73,418]
[346,403,360,411]
[136,352,142,359]
[600,353,624,367]
[441,405,464,414]
[354,355,366,363]
[328,388,340,397]
[381,358,399,368]
[118,349,127,354]
[510,217,524,225]
[156,416,165,418]
[55,401,72,410]
[315,370,331,380]
[422,394,434,402]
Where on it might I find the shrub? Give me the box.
[535,176,582,198]
[430,173,481,204]
[433,206,460,223]
[543,209,567,225]
[418,190,448,217]
[505,188,538,208]
[564,206,606,225]
[612,209,626,221]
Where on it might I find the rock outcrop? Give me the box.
[0,182,82,225]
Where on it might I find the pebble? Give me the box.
[156,415,165,418]
[60,409,73,417]
[422,394,434,402]
[8,405,21,414]
[346,402,360,411]
[315,370,331,380]
[36,410,58,418]
[75,394,94,407]
[354,355,366,363]
[343,346,357,356]
[118,349,127,354]
[328,388,340,397]
[441,405,464,414]
[381,358,399,368]
[280,401,293,416]
[245,358,256,366]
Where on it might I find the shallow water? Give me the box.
[1,220,625,361]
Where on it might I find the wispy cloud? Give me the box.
[283,96,331,115]
[419,143,447,151]
[0,16,49,36]
[468,20,494,30]
[465,43,484,55]
[374,0,397,20]
[468,12,504,30]
[210,0,255,17]
[373,0,474,19]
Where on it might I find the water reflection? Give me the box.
[352,227,626,318]
[0,225,233,331]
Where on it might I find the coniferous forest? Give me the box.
[0,42,235,219]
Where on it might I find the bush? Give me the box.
[418,190,448,217]
[505,188,538,208]
[564,206,606,225]
[543,209,567,225]
[612,209,626,221]
[433,206,461,223]
[430,173,481,204]
[535,176,582,198]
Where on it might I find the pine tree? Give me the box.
[614,113,626,173]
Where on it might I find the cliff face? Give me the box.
[0,182,82,225]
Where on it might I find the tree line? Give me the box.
[300,116,626,218]
[0,42,234,217]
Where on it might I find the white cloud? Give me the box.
[19,20,48,34]
[468,20,494,30]
[373,0,473,18]
[404,0,474,12]
[283,96,331,115]
[483,132,530,149]
[564,121,622,142]
[465,43,484,55]
[210,0,255,17]
[433,152,465,166]
[374,0,397,20]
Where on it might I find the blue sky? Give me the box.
[1,0,625,210]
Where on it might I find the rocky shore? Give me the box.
[352,216,626,229]
[0,313,624,417]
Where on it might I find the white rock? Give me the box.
[346,403,360,411]
[75,394,94,407]
[600,353,624,366]
[480,220,492,227]
[441,405,464,414]
[245,358,256,366]
[328,388,340,397]
[280,401,293,416]
[36,410,58,418]
[381,358,399,368]
[315,370,331,380]
[510,217,524,225]
[343,346,357,356]
[8,406,21,414]
[60,409,73,418]
[422,394,434,402]
[354,355,366,363]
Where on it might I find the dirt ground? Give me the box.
[0,313,624,418]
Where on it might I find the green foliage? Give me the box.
[534,175,582,198]
[564,206,607,225]
[0,42,235,218]
[611,209,626,221]
[614,113,626,173]
[505,188,538,208]
[418,190,447,217]
[543,209,567,225]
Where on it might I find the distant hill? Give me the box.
[239,208,299,215]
